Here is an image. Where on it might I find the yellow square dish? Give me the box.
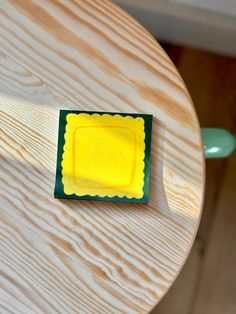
[55,111,152,203]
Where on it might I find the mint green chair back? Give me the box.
[202,128,236,158]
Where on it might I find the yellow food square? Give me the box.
[62,113,145,199]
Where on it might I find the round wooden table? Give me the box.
[0,1,205,313]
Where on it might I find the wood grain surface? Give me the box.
[0,1,204,313]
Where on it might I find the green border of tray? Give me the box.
[54,110,152,203]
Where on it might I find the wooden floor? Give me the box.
[152,46,236,314]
